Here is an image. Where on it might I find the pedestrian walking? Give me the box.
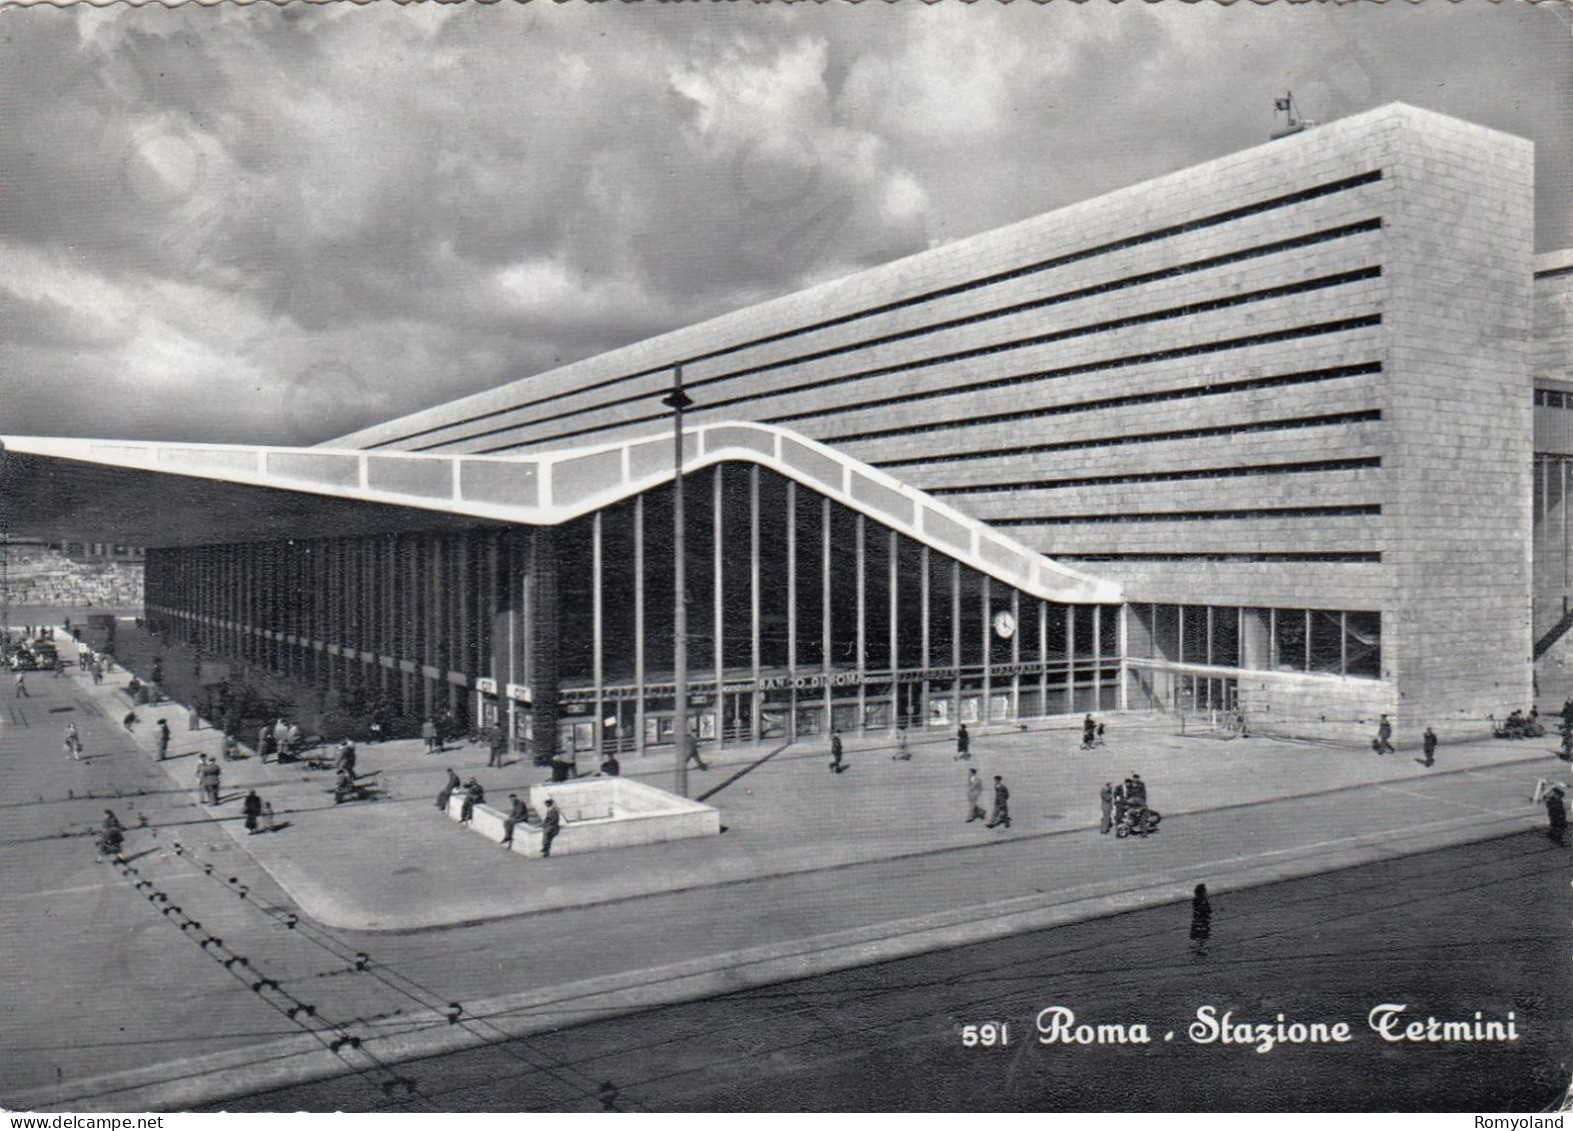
[199,755,222,805]
[122,710,138,731]
[243,790,263,835]
[14,672,27,698]
[1095,720,1106,747]
[1422,727,1438,767]
[488,728,507,768]
[684,734,709,771]
[986,775,1012,829]
[1112,780,1127,827]
[1081,714,1096,750]
[1375,714,1394,755]
[966,769,986,822]
[91,661,103,685]
[258,724,275,764]
[64,723,81,761]
[829,729,844,774]
[422,718,439,754]
[540,798,566,858]
[1190,883,1212,957]
[155,719,171,761]
[954,723,971,761]
[1100,782,1113,835]
[892,726,912,761]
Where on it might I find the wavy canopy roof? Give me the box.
[0,423,1119,605]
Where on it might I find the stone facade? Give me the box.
[327,104,1543,731]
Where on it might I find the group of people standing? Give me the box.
[1098,773,1150,835]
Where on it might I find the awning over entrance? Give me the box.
[0,422,1120,605]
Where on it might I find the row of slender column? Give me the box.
[144,530,561,759]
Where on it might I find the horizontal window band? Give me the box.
[372,170,1386,452]
[471,289,1383,457]
[1055,552,1383,563]
[927,456,1382,495]
[872,411,1384,473]
[993,504,1381,526]
[823,357,1381,444]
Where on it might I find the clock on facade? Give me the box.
[992,610,1016,639]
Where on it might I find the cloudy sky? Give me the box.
[2,1,1568,447]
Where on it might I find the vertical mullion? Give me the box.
[593,510,603,740]
[856,514,866,733]
[713,467,725,743]
[750,467,761,746]
[635,496,645,757]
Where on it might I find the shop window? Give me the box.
[1153,604,1181,662]
[928,554,955,669]
[1210,606,1240,668]
[1073,605,1097,660]
[865,523,893,671]
[894,536,926,669]
[1308,610,1344,674]
[1099,605,1120,660]
[1344,611,1381,679]
[1045,604,1069,662]
[827,504,860,669]
[1179,606,1209,666]
[1274,609,1309,672]
[958,567,986,667]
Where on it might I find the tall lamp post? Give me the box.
[661,368,694,798]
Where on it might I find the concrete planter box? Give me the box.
[445,776,720,859]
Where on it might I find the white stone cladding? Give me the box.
[333,104,1544,730]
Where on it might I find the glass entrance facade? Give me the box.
[556,463,1121,757]
[143,461,1122,763]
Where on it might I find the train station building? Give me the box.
[4,102,1569,765]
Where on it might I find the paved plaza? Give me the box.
[2,622,1566,1110]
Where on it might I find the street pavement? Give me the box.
[1,622,1567,1110]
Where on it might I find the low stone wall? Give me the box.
[445,776,720,859]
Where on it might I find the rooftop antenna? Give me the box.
[1271,92,1316,140]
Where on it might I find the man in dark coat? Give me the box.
[501,794,529,847]
[1547,785,1568,847]
[1375,714,1394,755]
[829,730,844,773]
[540,799,566,857]
[436,768,460,812]
[1100,782,1114,834]
[243,790,263,834]
[1082,714,1096,750]
[954,724,970,761]
[1190,883,1212,957]
[1422,727,1438,767]
[156,719,171,761]
[459,779,484,824]
[986,776,1011,829]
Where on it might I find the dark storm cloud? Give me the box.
[0,2,1566,446]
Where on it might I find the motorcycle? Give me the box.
[1115,803,1162,838]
